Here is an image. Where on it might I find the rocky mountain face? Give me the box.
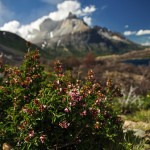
[30,13,142,57]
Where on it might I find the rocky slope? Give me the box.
[0,31,39,64]
[29,13,142,57]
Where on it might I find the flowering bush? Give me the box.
[0,49,128,149]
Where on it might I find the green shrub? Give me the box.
[140,93,150,110]
[0,50,128,149]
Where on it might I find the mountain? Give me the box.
[0,13,144,62]
[0,31,39,64]
[29,13,143,57]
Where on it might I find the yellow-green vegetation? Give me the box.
[132,142,150,150]
[126,110,150,123]
[118,90,150,149]
[123,120,150,131]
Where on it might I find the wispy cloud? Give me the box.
[124,29,150,46]
[82,5,96,14]
[124,29,150,36]
[0,0,96,41]
[124,25,129,29]
[136,29,150,36]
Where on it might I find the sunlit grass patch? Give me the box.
[126,110,150,123]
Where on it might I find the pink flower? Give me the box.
[94,122,100,129]
[82,103,86,107]
[40,104,47,112]
[29,130,34,138]
[89,108,100,117]
[95,99,101,105]
[80,110,87,116]
[97,109,100,114]
[69,102,76,107]
[68,84,72,88]
[64,108,69,113]
[59,121,70,129]
[69,90,82,102]
[56,80,60,84]
[89,107,93,111]
[22,107,28,113]
[59,88,62,92]
[86,124,89,128]
[40,134,46,143]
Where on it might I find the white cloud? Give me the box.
[0,20,20,33]
[82,5,96,14]
[17,16,48,40]
[0,16,49,41]
[83,16,92,26]
[0,1,14,26]
[49,0,81,20]
[136,29,150,36]
[0,0,96,41]
[49,1,96,21]
[124,29,150,37]
[123,31,136,36]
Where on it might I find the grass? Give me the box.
[132,142,150,150]
[126,109,150,123]
[123,109,150,150]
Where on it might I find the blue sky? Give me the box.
[0,0,150,45]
